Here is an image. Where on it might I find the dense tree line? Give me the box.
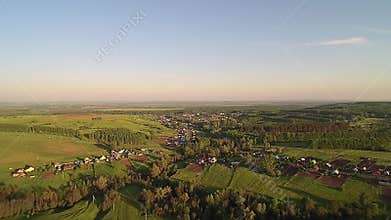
[0,123,80,138]
[140,182,381,220]
[85,128,150,149]
[0,124,153,149]
[196,119,390,151]
[0,170,152,219]
[28,125,80,137]
[265,129,391,151]
[263,122,349,133]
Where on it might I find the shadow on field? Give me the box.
[95,143,111,152]
[280,186,329,205]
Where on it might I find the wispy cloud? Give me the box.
[299,37,368,47]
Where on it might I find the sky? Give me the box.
[0,0,390,102]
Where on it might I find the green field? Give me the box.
[4,200,100,220]
[0,132,105,186]
[0,113,175,189]
[0,114,175,138]
[0,132,104,167]
[103,185,145,220]
[173,164,386,205]
[229,167,383,204]
[5,185,171,220]
[33,200,100,220]
[172,164,233,189]
[282,147,391,165]
[103,185,172,220]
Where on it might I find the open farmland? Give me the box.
[0,114,175,139]
[282,147,391,166]
[173,164,386,205]
[0,114,175,189]
[172,164,233,189]
[31,201,100,220]
[0,132,103,167]
[0,132,105,185]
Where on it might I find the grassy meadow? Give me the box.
[0,114,175,189]
[282,147,391,165]
[0,114,175,138]
[173,164,386,205]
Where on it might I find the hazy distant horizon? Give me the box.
[0,99,389,106]
[1,1,390,102]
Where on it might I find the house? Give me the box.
[54,163,62,171]
[12,168,26,177]
[357,159,375,171]
[369,164,386,172]
[209,157,217,164]
[24,166,35,173]
[12,172,26,177]
[62,163,76,171]
[84,157,92,164]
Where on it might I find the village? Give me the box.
[186,148,391,191]
[9,113,204,179]
[161,112,391,192]
[10,147,154,178]
[160,115,198,149]
[11,112,391,200]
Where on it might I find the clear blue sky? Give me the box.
[1,0,390,102]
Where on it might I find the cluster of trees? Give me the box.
[0,123,80,138]
[140,182,382,220]
[182,137,248,160]
[0,181,91,218]
[85,128,150,149]
[265,129,391,151]
[0,170,152,219]
[0,123,156,150]
[150,154,181,179]
[179,104,391,152]
[193,117,390,151]
[263,122,349,133]
[28,125,80,137]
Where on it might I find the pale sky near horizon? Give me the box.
[1,0,390,102]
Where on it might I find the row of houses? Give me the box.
[197,157,217,166]
[11,148,154,178]
[213,148,391,187]
[293,157,390,177]
[11,165,35,177]
[278,155,391,187]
